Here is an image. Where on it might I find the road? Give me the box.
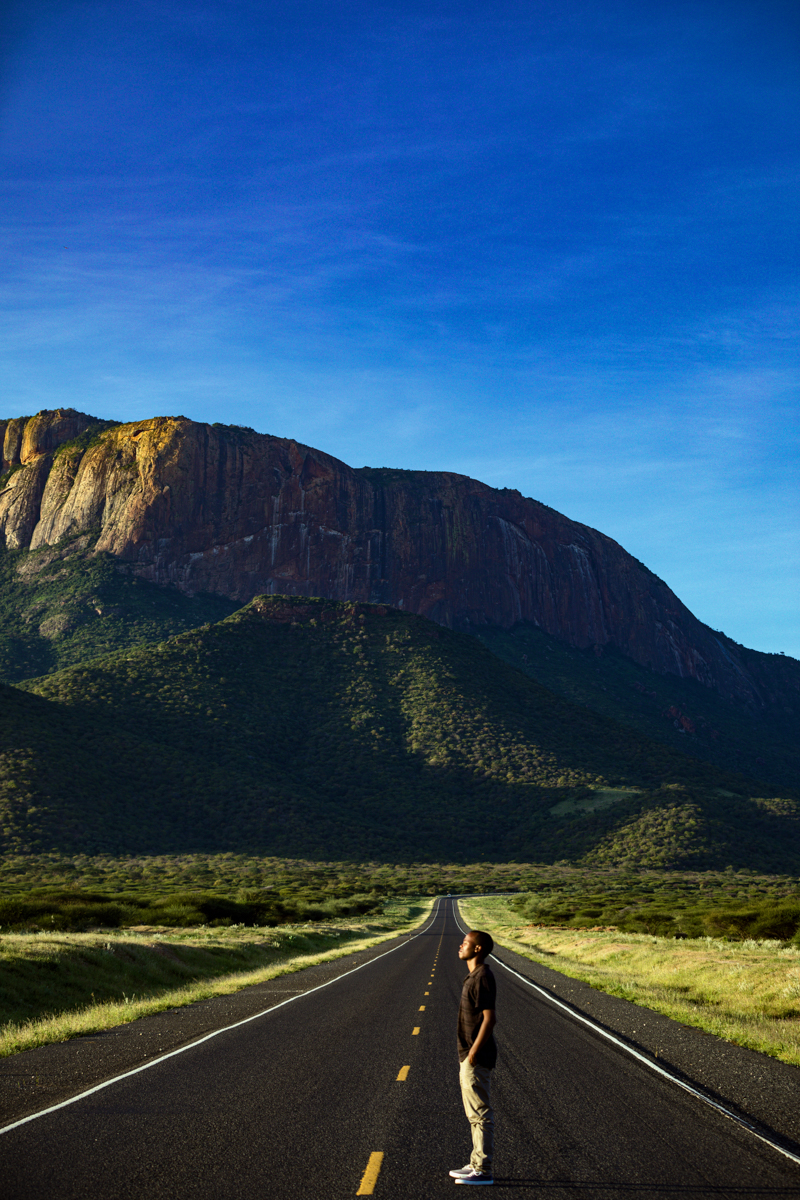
[2,898,799,1198]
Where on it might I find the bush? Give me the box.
[0,896,125,931]
[508,883,800,944]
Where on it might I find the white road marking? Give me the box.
[453,901,800,1170]
[0,899,443,1137]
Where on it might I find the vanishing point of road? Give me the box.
[1,898,799,1198]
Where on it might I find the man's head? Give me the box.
[458,929,494,964]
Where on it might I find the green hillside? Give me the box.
[0,543,237,682]
[1,595,797,869]
[478,624,800,795]
[1,541,796,800]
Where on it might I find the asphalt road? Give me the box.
[2,898,799,1198]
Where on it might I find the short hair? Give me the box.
[470,930,494,957]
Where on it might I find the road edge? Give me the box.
[0,900,440,1132]
[454,900,800,1170]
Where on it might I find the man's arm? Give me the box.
[467,1009,496,1065]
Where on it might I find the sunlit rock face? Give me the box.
[0,410,778,708]
[0,410,97,549]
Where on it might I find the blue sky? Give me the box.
[2,0,798,655]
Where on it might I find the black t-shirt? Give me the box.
[457,963,497,1068]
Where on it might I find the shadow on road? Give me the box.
[491,1183,800,1195]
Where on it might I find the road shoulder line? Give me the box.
[453,901,800,1171]
[0,901,441,1137]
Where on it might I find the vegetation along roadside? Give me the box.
[0,898,431,1058]
[4,854,800,1063]
[459,895,800,1067]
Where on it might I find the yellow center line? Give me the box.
[396,1065,410,1081]
[412,1026,420,1035]
[356,1152,384,1195]
[419,1005,425,1011]
[424,991,429,995]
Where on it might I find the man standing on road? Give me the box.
[450,930,497,1186]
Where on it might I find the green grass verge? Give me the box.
[460,895,800,1066]
[0,898,432,1057]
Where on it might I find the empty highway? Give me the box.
[1,898,799,1198]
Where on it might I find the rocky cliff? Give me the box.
[0,409,795,712]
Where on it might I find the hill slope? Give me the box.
[3,597,797,869]
[478,625,800,796]
[0,541,796,797]
[0,539,237,682]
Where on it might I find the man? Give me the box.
[450,930,497,1186]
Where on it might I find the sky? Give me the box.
[1,0,798,656]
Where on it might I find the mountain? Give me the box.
[2,409,797,721]
[0,539,237,682]
[1,408,797,809]
[3,596,798,869]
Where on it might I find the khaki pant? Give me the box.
[459,1057,494,1174]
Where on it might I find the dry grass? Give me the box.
[0,899,432,1057]
[460,896,800,1066]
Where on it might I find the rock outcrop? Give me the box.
[0,410,795,712]
[0,410,97,550]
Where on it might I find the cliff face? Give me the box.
[0,410,793,711]
[0,410,97,550]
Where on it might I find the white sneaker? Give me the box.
[449,1165,473,1178]
[454,1168,493,1185]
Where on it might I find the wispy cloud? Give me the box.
[1,0,798,656]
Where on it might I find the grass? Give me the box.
[504,871,800,941]
[2,855,799,935]
[0,852,530,901]
[460,896,800,1066]
[0,898,431,1057]
[0,883,391,932]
